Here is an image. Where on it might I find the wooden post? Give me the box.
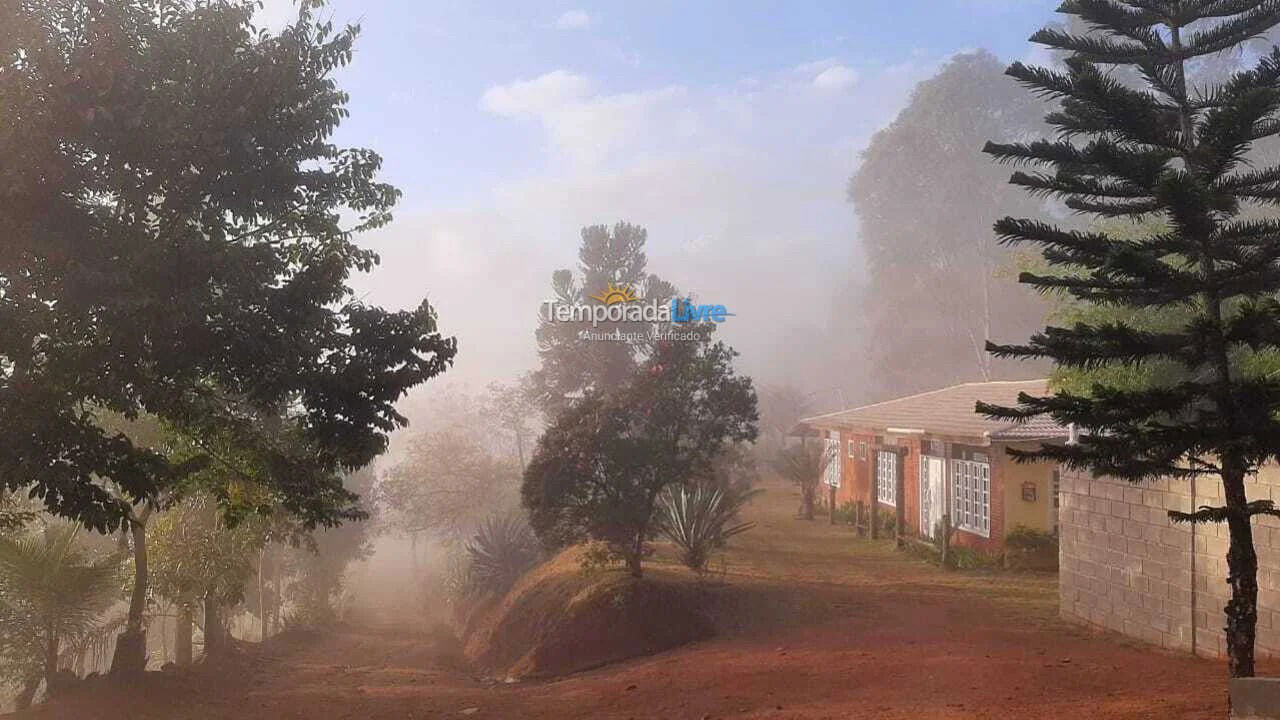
[829,484,837,525]
[869,452,879,540]
[894,450,906,549]
[941,513,951,569]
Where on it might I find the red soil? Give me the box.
[464,546,714,679]
[10,481,1244,720]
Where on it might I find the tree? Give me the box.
[527,222,676,414]
[756,385,815,457]
[380,428,522,546]
[523,336,758,577]
[0,524,119,709]
[772,443,829,522]
[0,1,456,524]
[848,51,1049,397]
[148,493,264,660]
[979,1,1280,679]
[284,467,378,630]
[0,0,456,672]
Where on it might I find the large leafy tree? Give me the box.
[979,1,1280,679]
[0,0,456,674]
[848,51,1049,396]
[527,222,676,414]
[523,335,758,577]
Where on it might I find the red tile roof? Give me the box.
[801,379,1067,443]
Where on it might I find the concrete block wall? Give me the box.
[1059,466,1280,658]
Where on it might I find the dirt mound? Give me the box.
[463,547,714,679]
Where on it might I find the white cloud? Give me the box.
[480,70,593,117]
[812,64,859,91]
[555,9,593,30]
[354,56,944,390]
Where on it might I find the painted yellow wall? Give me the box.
[997,445,1055,534]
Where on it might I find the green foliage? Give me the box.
[523,336,758,577]
[527,222,677,415]
[1004,525,1058,553]
[0,524,121,698]
[984,2,1280,676]
[0,0,455,533]
[876,508,897,536]
[148,494,263,610]
[831,500,859,526]
[463,514,541,598]
[284,468,378,629]
[380,428,521,544]
[948,546,1000,571]
[655,485,759,574]
[847,50,1049,392]
[771,443,828,521]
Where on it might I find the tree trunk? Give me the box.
[626,548,644,578]
[14,676,39,711]
[43,628,59,694]
[829,485,837,525]
[175,603,193,666]
[272,551,283,636]
[203,591,222,657]
[258,545,268,642]
[1224,464,1259,678]
[110,514,149,678]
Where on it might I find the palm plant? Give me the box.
[0,524,120,708]
[463,514,541,598]
[656,485,758,574]
[772,443,829,520]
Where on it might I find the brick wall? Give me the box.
[1059,466,1280,658]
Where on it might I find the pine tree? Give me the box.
[527,222,676,414]
[979,1,1280,678]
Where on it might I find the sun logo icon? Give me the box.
[591,282,640,305]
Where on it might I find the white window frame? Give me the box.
[848,439,856,458]
[876,450,897,506]
[823,437,841,488]
[859,441,867,460]
[951,459,991,538]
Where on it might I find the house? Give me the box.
[800,379,1065,552]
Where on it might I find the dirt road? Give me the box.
[20,482,1233,719]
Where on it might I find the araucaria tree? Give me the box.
[0,0,456,674]
[522,336,757,577]
[980,1,1280,678]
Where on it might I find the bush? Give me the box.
[464,514,542,598]
[1004,525,1059,571]
[655,485,758,574]
[949,546,1001,570]
[1004,525,1058,552]
[831,500,859,525]
[876,508,897,535]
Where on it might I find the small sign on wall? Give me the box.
[1022,482,1038,502]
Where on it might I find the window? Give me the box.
[823,437,841,488]
[951,459,990,537]
[876,450,897,506]
[859,441,867,460]
[848,439,856,458]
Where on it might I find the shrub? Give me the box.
[1004,525,1058,553]
[655,485,758,574]
[949,546,1001,570]
[831,501,859,526]
[464,514,542,598]
[1004,525,1059,571]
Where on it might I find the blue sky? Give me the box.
[258,0,1061,393]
